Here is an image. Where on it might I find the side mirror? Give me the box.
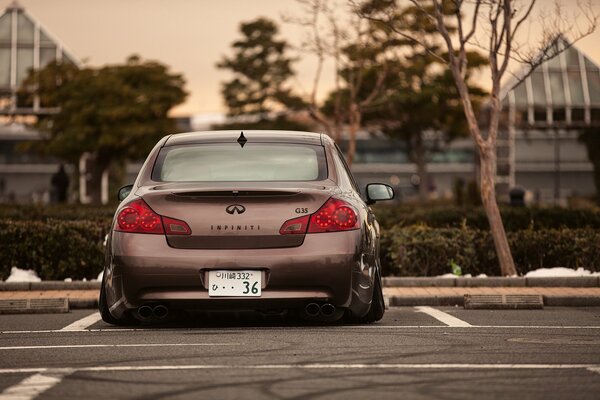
[366,183,394,205]
[117,184,134,202]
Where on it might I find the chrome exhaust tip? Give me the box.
[305,303,320,317]
[138,305,153,319]
[153,305,169,319]
[320,303,336,316]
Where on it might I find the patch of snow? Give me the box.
[525,267,598,277]
[64,278,73,282]
[437,273,456,278]
[96,271,104,282]
[475,274,488,278]
[5,267,41,282]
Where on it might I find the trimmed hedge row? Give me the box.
[373,205,600,231]
[381,225,600,276]
[0,204,116,222]
[0,219,110,281]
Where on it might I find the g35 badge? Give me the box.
[295,207,308,214]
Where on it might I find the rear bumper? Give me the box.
[105,230,365,314]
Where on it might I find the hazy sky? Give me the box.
[3,0,600,116]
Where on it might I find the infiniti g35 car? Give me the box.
[99,130,394,325]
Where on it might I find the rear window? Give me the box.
[152,143,327,182]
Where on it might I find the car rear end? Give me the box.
[103,131,366,322]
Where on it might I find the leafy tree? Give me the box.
[20,55,187,204]
[216,17,307,129]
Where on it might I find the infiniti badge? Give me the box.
[226,204,246,214]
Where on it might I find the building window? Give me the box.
[552,108,566,122]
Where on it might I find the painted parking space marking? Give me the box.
[414,306,472,327]
[0,370,73,400]
[0,343,242,351]
[59,312,102,331]
[1,364,600,375]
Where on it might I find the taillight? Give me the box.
[115,199,191,235]
[279,215,310,235]
[279,198,359,235]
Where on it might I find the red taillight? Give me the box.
[162,216,192,235]
[279,215,310,235]
[115,199,191,235]
[279,198,359,235]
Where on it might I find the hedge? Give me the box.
[381,225,600,276]
[373,205,600,231]
[0,219,110,281]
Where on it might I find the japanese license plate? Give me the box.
[208,270,262,297]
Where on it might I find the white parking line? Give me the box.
[414,306,472,327]
[0,364,599,375]
[0,343,241,351]
[60,312,102,331]
[0,370,72,400]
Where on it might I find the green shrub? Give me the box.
[373,205,600,231]
[0,219,110,281]
[0,204,115,222]
[381,225,600,276]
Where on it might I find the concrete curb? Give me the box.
[383,276,600,288]
[387,295,600,307]
[0,282,101,291]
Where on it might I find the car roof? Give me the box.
[164,130,324,147]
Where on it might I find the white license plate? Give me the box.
[208,270,262,297]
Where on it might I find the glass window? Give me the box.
[530,72,547,107]
[513,82,528,108]
[153,143,327,182]
[568,70,585,106]
[16,12,34,44]
[40,46,56,67]
[565,47,580,68]
[549,72,566,105]
[0,13,11,43]
[552,108,566,122]
[585,57,599,72]
[16,47,33,83]
[0,48,10,87]
[588,73,600,106]
[571,108,585,121]
[39,29,53,45]
[534,108,547,122]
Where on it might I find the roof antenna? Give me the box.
[237,131,247,148]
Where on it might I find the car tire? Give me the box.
[99,274,136,326]
[359,271,385,324]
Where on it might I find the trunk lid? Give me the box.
[138,182,337,249]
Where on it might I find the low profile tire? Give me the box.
[359,272,385,324]
[99,276,137,326]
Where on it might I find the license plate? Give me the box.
[208,270,262,297]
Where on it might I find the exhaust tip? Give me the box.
[153,305,169,319]
[138,305,153,319]
[305,303,320,317]
[321,303,336,316]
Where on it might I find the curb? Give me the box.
[387,295,600,307]
[383,276,600,288]
[0,282,101,291]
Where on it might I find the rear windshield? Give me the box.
[152,143,327,182]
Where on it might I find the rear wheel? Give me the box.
[359,271,385,324]
[99,274,137,326]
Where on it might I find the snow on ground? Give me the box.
[525,267,600,277]
[96,270,104,282]
[4,267,41,282]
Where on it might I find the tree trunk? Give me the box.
[479,146,517,276]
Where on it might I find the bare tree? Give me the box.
[286,0,390,165]
[359,0,597,276]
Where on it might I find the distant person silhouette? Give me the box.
[51,164,69,203]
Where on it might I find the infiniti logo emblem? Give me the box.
[226,204,246,214]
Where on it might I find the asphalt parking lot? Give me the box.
[1,307,600,399]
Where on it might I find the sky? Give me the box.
[3,0,600,117]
